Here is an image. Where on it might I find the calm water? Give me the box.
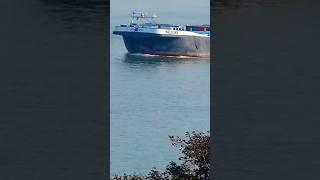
[213,0,320,179]
[0,1,107,179]
[110,0,210,175]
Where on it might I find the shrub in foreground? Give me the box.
[112,131,210,180]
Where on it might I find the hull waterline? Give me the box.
[115,32,210,58]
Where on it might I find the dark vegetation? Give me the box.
[112,131,210,180]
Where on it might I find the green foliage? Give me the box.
[111,131,210,180]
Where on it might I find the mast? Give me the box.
[130,11,157,24]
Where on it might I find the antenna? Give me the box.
[130,11,158,24]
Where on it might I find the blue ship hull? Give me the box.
[116,32,210,57]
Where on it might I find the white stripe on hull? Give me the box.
[114,26,210,38]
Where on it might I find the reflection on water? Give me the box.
[123,53,209,65]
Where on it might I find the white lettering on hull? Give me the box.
[114,26,209,37]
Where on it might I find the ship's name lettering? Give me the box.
[165,30,178,35]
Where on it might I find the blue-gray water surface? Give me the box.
[213,0,320,179]
[110,0,210,175]
[0,0,107,179]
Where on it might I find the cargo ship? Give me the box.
[113,12,210,58]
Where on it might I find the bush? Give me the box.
[111,131,210,180]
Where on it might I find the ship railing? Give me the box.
[131,11,157,19]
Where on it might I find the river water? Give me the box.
[213,0,320,179]
[0,0,107,179]
[110,0,210,175]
